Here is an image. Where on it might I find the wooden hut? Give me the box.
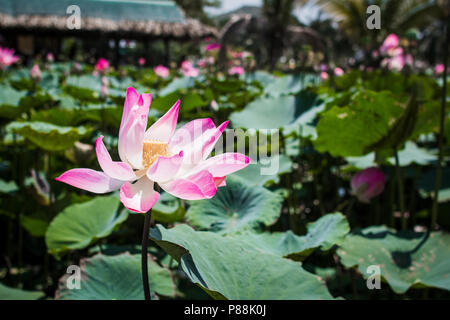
[0,0,218,65]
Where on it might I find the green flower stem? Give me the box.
[141,209,152,300]
[394,150,406,230]
[432,18,449,230]
[389,176,395,228]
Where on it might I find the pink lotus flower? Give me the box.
[206,43,221,51]
[56,87,250,213]
[73,62,82,72]
[380,34,399,54]
[334,68,344,77]
[228,66,245,76]
[154,65,169,78]
[231,51,243,59]
[138,58,146,66]
[435,64,445,74]
[30,64,42,81]
[182,67,199,77]
[320,71,329,80]
[0,46,19,70]
[386,54,405,71]
[350,167,385,203]
[210,100,219,111]
[404,54,413,66]
[180,61,199,77]
[47,53,54,63]
[95,58,109,72]
[197,59,207,68]
[181,60,193,71]
[387,46,403,58]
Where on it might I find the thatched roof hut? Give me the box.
[0,0,218,65]
[0,0,218,40]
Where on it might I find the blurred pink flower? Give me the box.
[334,67,344,77]
[0,46,19,70]
[95,58,109,72]
[181,60,193,71]
[320,71,329,80]
[30,64,42,81]
[181,61,199,77]
[387,46,403,58]
[210,100,219,111]
[56,87,250,213]
[404,54,413,66]
[351,167,385,203]
[228,66,245,75]
[320,64,328,72]
[435,64,445,74]
[138,58,146,66]
[380,34,399,54]
[198,59,207,68]
[47,52,54,63]
[206,43,221,51]
[387,54,405,71]
[183,68,199,77]
[154,65,169,78]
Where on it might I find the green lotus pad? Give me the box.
[56,253,175,299]
[338,226,450,294]
[150,224,334,300]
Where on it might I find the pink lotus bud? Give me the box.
[154,65,169,78]
[138,58,146,66]
[380,34,399,54]
[334,67,344,77]
[46,52,54,63]
[388,54,405,71]
[30,64,42,81]
[206,43,221,51]
[351,167,385,203]
[228,66,245,75]
[210,100,219,111]
[197,59,206,68]
[320,71,329,80]
[0,46,19,70]
[405,54,413,66]
[180,61,199,77]
[95,58,109,72]
[435,64,445,74]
